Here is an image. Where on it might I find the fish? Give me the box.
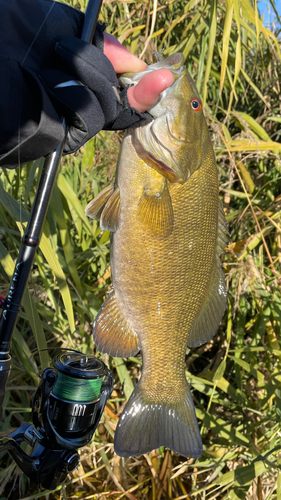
[85,53,228,459]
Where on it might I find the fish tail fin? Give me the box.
[114,381,202,458]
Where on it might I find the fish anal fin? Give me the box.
[85,184,114,220]
[93,291,139,357]
[100,187,121,232]
[137,182,174,238]
[114,380,202,458]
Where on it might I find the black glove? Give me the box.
[42,35,151,155]
[0,0,150,169]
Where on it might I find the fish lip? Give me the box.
[119,53,186,87]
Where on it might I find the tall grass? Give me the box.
[0,1,281,499]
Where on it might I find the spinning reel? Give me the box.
[0,351,113,490]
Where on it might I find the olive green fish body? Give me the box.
[113,134,219,372]
[86,54,228,458]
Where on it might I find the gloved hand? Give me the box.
[42,34,150,155]
[0,0,150,169]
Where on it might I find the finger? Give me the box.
[104,33,147,73]
[127,69,175,113]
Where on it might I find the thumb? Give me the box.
[127,69,175,113]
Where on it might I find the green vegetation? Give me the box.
[0,1,281,498]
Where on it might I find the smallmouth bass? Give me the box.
[86,53,228,458]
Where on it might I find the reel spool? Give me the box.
[32,350,113,450]
[48,352,108,438]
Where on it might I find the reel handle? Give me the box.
[0,423,79,490]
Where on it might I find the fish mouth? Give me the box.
[120,53,185,86]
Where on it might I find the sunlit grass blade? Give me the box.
[51,184,84,298]
[225,139,281,151]
[233,112,271,141]
[220,0,234,94]
[202,0,217,105]
[113,357,134,401]
[39,231,75,333]
[228,0,242,111]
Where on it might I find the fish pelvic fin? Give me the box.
[114,381,202,459]
[85,184,114,220]
[93,291,140,357]
[187,202,228,347]
[100,186,121,232]
[137,182,174,238]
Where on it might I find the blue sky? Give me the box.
[258,0,281,25]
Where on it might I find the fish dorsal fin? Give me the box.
[93,290,140,357]
[85,184,114,220]
[100,186,121,232]
[187,204,228,347]
[137,182,174,238]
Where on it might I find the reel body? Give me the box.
[0,351,113,490]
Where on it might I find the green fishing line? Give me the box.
[52,371,104,403]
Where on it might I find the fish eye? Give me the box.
[190,98,202,112]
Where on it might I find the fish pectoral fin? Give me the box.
[85,184,114,220]
[93,290,139,357]
[114,380,202,458]
[100,186,121,232]
[137,182,174,238]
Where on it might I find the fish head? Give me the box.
[121,54,209,183]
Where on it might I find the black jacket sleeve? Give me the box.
[0,0,84,168]
[0,0,150,169]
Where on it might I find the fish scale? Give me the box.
[86,53,228,458]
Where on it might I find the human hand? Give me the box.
[103,33,175,113]
[48,30,175,154]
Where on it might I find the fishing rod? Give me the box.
[0,0,113,490]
